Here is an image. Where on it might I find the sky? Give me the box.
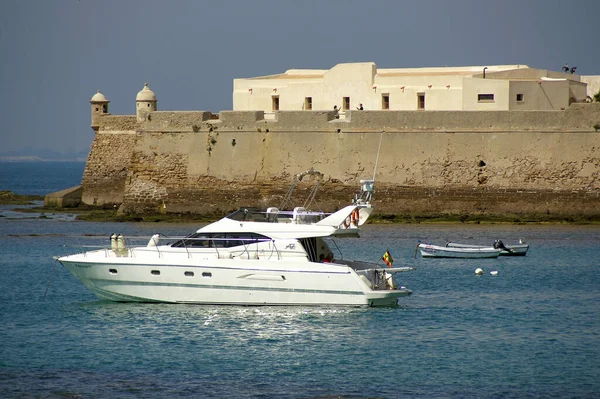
[1,0,599,154]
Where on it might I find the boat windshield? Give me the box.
[226,207,328,224]
[171,232,271,248]
[226,208,270,222]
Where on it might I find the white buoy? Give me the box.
[490,271,499,276]
[475,268,483,275]
[147,233,160,247]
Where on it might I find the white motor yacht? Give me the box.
[57,175,414,306]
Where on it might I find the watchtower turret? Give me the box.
[136,83,157,122]
[90,90,109,129]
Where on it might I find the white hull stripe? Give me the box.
[90,278,365,296]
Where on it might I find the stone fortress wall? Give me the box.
[81,102,600,220]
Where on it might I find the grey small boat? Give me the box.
[446,240,529,256]
[417,243,502,259]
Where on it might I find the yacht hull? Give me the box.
[59,253,410,307]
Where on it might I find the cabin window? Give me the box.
[382,94,390,110]
[202,272,212,278]
[151,270,160,276]
[516,93,524,102]
[478,94,495,102]
[272,96,279,111]
[184,271,194,277]
[343,97,350,110]
[417,93,425,110]
[304,97,312,110]
[109,269,118,275]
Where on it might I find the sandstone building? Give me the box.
[233,63,590,114]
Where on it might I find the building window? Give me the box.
[516,93,524,102]
[343,97,350,110]
[382,94,390,110]
[478,94,495,102]
[272,96,279,111]
[417,93,425,110]
[305,97,312,110]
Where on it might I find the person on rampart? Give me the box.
[333,105,340,119]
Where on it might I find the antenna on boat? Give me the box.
[355,132,384,206]
[372,132,384,181]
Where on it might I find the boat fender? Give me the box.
[116,234,126,256]
[475,268,483,275]
[385,271,397,289]
[147,234,160,247]
[110,233,118,252]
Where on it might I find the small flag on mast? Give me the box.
[382,250,393,268]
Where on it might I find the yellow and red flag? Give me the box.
[382,250,393,267]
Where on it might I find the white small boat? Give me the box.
[417,243,501,258]
[446,240,529,256]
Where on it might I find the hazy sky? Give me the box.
[1,0,599,153]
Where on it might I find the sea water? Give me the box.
[1,163,599,398]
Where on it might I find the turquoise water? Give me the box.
[1,163,599,398]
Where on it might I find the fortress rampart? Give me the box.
[80,103,600,220]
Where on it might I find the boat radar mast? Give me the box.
[354,179,375,206]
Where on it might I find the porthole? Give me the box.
[151,270,160,276]
[202,272,212,278]
[185,271,194,277]
[109,269,118,275]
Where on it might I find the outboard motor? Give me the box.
[493,239,506,250]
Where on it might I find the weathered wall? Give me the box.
[81,104,600,219]
[81,116,137,206]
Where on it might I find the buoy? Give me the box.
[475,268,483,275]
[490,271,499,276]
[147,233,160,247]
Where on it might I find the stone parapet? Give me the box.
[97,115,138,131]
[140,111,214,131]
